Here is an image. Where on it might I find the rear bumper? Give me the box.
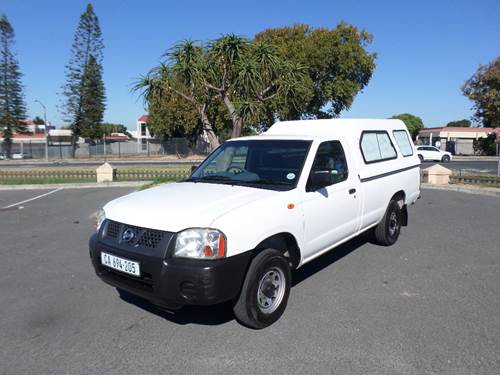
[89,234,252,309]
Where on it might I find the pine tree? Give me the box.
[80,55,106,139]
[61,4,105,156]
[0,14,26,159]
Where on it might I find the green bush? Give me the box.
[473,133,497,156]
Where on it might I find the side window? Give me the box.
[308,141,348,188]
[393,130,414,156]
[360,131,397,163]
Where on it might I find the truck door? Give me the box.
[301,140,362,260]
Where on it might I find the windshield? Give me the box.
[184,139,312,190]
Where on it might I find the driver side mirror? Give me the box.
[307,170,332,192]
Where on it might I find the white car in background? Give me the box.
[416,145,452,162]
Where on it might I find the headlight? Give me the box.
[96,208,106,231]
[174,228,226,259]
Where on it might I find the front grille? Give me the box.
[103,220,168,250]
[137,229,164,248]
[106,221,120,238]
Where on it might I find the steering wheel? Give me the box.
[227,165,244,174]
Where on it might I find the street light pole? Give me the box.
[34,100,49,162]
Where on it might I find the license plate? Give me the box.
[101,252,140,277]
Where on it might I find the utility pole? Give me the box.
[496,138,500,177]
[103,134,107,161]
[34,100,49,161]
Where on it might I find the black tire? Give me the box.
[418,154,424,162]
[374,200,402,246]
[441,155,450,162]
[233,249,291,329]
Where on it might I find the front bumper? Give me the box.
[89,233,252,310]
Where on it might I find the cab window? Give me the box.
[307,141,348,190]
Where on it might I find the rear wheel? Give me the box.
[374,200,402,246]
[441,155,450,162]
[233,249,291,329]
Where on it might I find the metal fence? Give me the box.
[1,138,211,160]
[450,173,500,187]
[0,168,97,183]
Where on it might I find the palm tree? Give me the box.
[134,34,309,144]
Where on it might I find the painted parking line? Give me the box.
[1,188,63,209]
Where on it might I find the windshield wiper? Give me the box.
[184,175,236,184]
[246,178,291,186]
[196,175,233,180]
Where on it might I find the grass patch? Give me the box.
[118,166,191,172]
[138,176,179,190]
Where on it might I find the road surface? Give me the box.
[0,187,498,374]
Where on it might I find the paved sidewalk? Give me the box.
[0,157,203,166]
[453,155,499,161]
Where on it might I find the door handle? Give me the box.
[349,188,356,194]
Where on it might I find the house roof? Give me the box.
[138,114,150,122]
[0,132,47,141]
[0,132,46,139]
[419,127,496,134]
[106,134,129,140]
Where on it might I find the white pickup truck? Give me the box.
[90,119,421,328]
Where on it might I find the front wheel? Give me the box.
[441,155,450,162]
[374,200,402,246]
[233,249,291,329]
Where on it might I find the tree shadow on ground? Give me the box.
[118,232,372,326]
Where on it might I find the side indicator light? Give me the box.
[217,235,226,257]
[287,203,295,209]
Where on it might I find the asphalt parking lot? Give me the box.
[0,187,499,374]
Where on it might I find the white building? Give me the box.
[416,126,497,155]
[22,119,46,133]
[136,115,155,151]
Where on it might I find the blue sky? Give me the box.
[2,0,499,129]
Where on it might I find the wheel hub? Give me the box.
[262,281,278,298]
[257,268,286,314]
[388,211,399,236]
